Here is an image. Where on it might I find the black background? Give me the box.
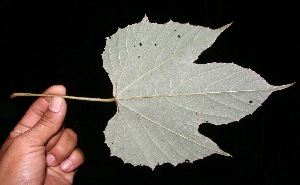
[0,0,299,185]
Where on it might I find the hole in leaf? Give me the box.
[154,43,157,46]
[178,35,181,38]
[185,159,190,163]
[139,42,142,46]
[249,101,253,104]
[174,29,177,31]
[138,56,140,58]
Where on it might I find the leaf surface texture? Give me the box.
[102,16,287,169]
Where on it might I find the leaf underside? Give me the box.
[102,16,289,170]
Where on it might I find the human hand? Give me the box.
[0,85,84,185]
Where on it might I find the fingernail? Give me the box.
[49,96,62,113]
[60,159,73,171]
[46,154,56,166]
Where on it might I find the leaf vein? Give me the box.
[117,18,146,95]
[119,101,227,155]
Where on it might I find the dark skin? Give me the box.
[0,85,84,185]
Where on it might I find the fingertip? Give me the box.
[60,159,74,172]
[44,85,67,97]
[60,148,84,172]
[46,153,56,166]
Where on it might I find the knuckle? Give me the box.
[51,129,78,156]
[30,103,46,117]
[73,148,85,164]
[55,143,67,155]
[64,129,78,143]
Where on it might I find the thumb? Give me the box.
[25,95,67,146]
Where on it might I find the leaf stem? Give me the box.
[10,93,116,102]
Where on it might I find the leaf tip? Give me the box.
[217,149,232,157]
[224,152,232,157]
[274,82,296,91]
[218,22,233,32]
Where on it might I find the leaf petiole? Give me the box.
[10,93,116,102]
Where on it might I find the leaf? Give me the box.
[102,16,291,170]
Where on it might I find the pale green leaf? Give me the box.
[102,16,290,169]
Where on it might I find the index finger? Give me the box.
[11,85,66,137]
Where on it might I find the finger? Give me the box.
[60,148,84,173]
[23,94,67,146]
[46,128,78,166]
[45,126,64,152]
[1,85,66,151]
[10,85,66,138]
